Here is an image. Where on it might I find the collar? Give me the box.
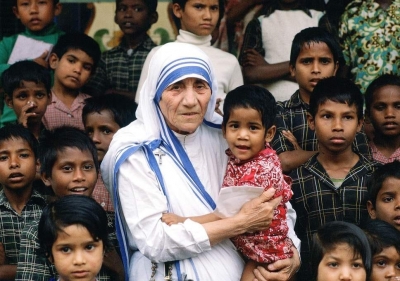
[0,189,46,208]
[24,22,60,36]
[176,29,212,47]
[117,34,155,52]
[285,90,309,110]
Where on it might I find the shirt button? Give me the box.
[101,202,106,207]
[67,114,72,117]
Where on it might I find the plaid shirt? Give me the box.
[271,90,372,158]
[43,91,89,131]
[369,140,400,165]
[92,173,114,212]
[290,153,376,280]
[84,35,156,98]
[15,216,117,281]
[0,190,46,265]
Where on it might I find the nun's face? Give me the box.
[159,77,211,134]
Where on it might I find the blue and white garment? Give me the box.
[101,42,299,281]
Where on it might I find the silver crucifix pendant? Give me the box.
[154,149,166,165]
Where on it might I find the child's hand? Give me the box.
[282,130,301,150]
[17,101,37,127]
[161,213,186,225]
[241,49,267,67]
[33,51,49,68]
[215,98,223,116]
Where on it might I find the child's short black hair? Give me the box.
[38,195,110,258]
[223,85,276,130]
[2,60,51,97]
[14,0,59,6]
[311,221,372,281]
[308,77,364,120]
[367,161,400,207]
[82,94,137,128]
[115,0,157,14]
[38,126,99,177]
[290,27,343,67]
[51,33,101,70]
[364,219,400,257]
[172,0,225,25]
[365,74,400,115]
[0,124,38,158]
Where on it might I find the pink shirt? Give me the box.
[43,91,89,130]
[92,173,114,212]
[223,144,293,263]
[369,140,400,164]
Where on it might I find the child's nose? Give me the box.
[73,250,86,265]
[29,2,39,13]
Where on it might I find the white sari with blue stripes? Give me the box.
[101,43,245,280]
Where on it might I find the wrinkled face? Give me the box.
[114,0,157,37]
[6,80,51,125]
[290,42,338,102]
[369,85,400,139]
[49,49,94,91]
[42,147,97,197]
[308,100,362,155]
[0,138,38,191]
[159,77,211,134]
[84,110,120,163]
[173,0,219,36]
[13,0,61,32]
[367,177,400,232]
[370,246,400,281]
[51,224,103,281]
[317,243,366,281]
[223,107,275,161]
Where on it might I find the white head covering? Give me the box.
[101,43,221,276]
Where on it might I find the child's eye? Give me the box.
[193,4,203,10]
[249,125,259,131]
[86,244,95,251]
[83,64,93,72]
[19,153,30,158]
[16,93,28,100]
[62,166,73,172]
[373,104,386,111]
[83,164,94,171]
[210,5,219,11]
[320,58,332,65]
[375,259,387,267]
[328,262,338,268]
[102,128,112,135]
[0,155,8,161]
[61,247,71,253]
[343,115,354,120]
[353,262,364,268]
[36,92,46,99]
[133,7,143,12]
[396,262,400,270]
[383,196,394,203]
[322,114,331,119]
[301,58,312,65]
[229,124,239,129]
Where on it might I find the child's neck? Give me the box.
[3,186,33,215]
[373,133,400,157]
[299,89,310,104]
[317,148,359,179]
[123,33,146,49]
[52,83,79,109]
[27,122,43,140]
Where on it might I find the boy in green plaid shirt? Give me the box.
[0,124,46,280]
[290,77,376,281]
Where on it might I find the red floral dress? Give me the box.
[223,144,294,263]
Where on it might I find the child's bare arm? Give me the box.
[279,150,317,173]
[0,243,16,279]
[162,213,221,226]
[33,51,49,68]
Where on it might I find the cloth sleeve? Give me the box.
[0,37,14,87]
[286,201,301,252]
[117,150,212,263]
[15,221,54,281]
[271,104,293,154]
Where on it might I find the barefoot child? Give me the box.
[162,85,295,281]
[311,221,371,281]
[38,195,110,281]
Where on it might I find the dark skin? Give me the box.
[241,0,302,84]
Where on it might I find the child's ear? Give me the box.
[48,53,59,70]
[289,64,296,78]
[47,92,52,105]
[307,113,315,130]
[12,6,20,19]
[54,3,62,17]
[333,61,339,76]
[4,94,14,109]
[367,200,377,219]
[150,11,159,25]
[265,125,276,143]
[41,172,52,187]
[172,3,183,19]
[222,124,226,139]
[35,159,40,174]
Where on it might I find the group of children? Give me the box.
[0,0,400,281]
